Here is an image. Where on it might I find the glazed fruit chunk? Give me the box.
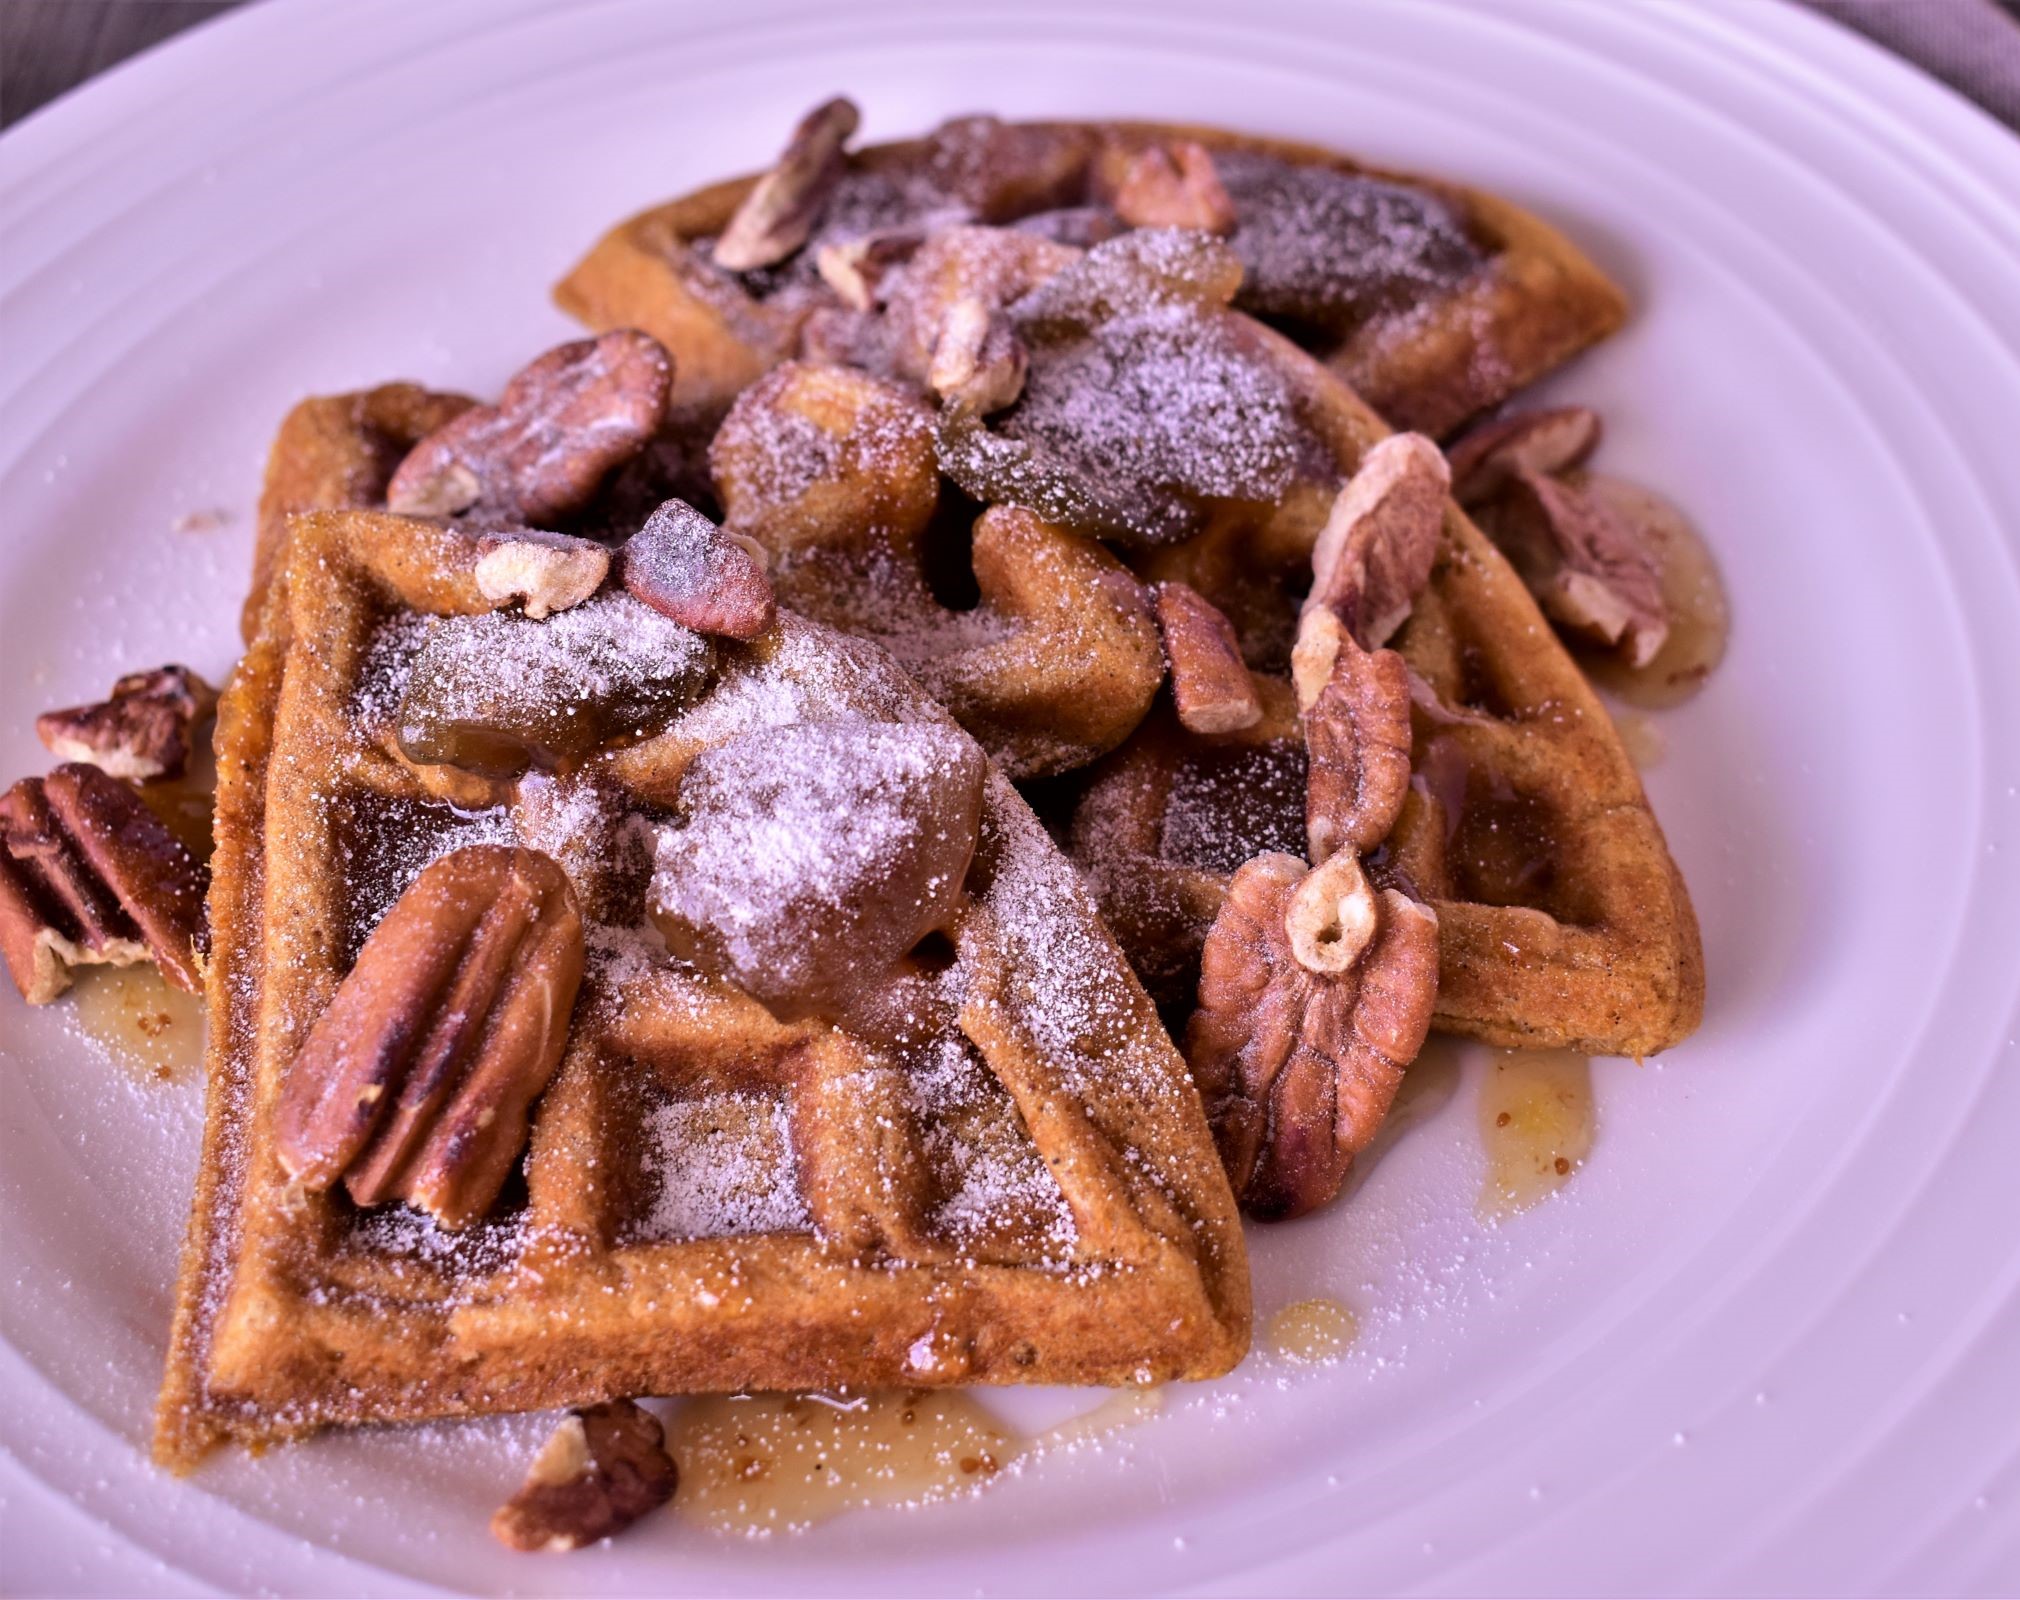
[397,593,715,777]
[648,720,984,1018]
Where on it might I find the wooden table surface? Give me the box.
[2,0,2016,133]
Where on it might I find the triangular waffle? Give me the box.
[156,507,1247,1469]
[554,111,1624,433]
[1081,351,1703,1058]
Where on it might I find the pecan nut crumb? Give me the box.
[1154,581,1262,734]
[620,496,775,640]
[36,665,216,783]
[385,331,672,526]
[1446,405,1602,506]
[491,1400,678,1553]
[1108,140,1237,235]
[712,96,861,273]
[1305,433,1449,648]
[274,845,584,1228]
[473,528,610,620]
[1186,852,1439,1219]
[815,226,927,311]
[926,296,1029,417]
[0,763,207,1004]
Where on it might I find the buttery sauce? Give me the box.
[71,963,205,1081]
[137,742,218,864]
[1611,709,1668,771]
[1577,474,1730,710]
[1034,1384,1164,1448]
[1266,1298,1360,1362]
[667,1389,1017,1534]
[1477,1048,1595,1219]
[666,1380,1167,1534]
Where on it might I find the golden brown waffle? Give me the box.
[554,114,1624,434]
[156,508,1248,1470]
[1077,366,1703,1059]
[243,383,475,641]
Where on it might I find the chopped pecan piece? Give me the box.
[1292,608,1413,865]
[620,497,775,641]
[1155,581,1262,734]
[1305,433,1449,648]
[1492,467,1669,667]
[1107,141,1237,235]
[926,296,1029,416]
[1186,852,1439,1219]
[473,528,610,619]
[274,845,584,1228]
[712,96,861,272]
[0,764,207,1003]
[35,665,216,782]
[385,331,671,525]
[491,1400,678,1553]
[1446,406,1602,506]
[815,226,927,310]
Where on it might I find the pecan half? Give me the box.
[1292,608,1413,866]
[1305,433,1449,648]
[620,496,775,640]
[385,331,672,525]
[1155,581,1262,734]
[1107,141,1237,235]
[712,96,861,272]
[36,665,216,782]
[926,296,1029,417]
[1447,405,1602,506]
[1491,467,1668,667]
[274,846,584,1228]
[0,764,207,1003]
[491,1400,678,1553]
[1186,852,1439,1219]
[473,528,610,619]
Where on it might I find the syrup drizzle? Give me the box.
[666,1383,1161,1535]
[1477,1048,1595,1219]
[1611,709,1668,771]
[1577,474,1729,711]
[71,964,205,1082]
[1266,1298,1360,1362]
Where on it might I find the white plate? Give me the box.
[3,0,2018,1593]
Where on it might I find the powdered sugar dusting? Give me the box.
[1159,742,1309,874]
[639,1094,813,1240]
[1216,150,1483,333]
[907,1039,1075,1254]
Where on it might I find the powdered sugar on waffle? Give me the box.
[907,1038,1075,1254]
[639,1094,813,1239]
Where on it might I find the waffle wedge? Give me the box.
[1078,372,1704,1058]
[156,507,1248,1470]
[555,110,1624,434]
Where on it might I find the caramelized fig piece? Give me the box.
[396,594,714,778]
[648,720,984,1018]
[938,230,1324,549]
[1214,151,1485,333]
[922,115,1095,222]
[621,497,775,640]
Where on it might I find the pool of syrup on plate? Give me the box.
[1476,1048,1596,1219]
[666,1382,1164,1534]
